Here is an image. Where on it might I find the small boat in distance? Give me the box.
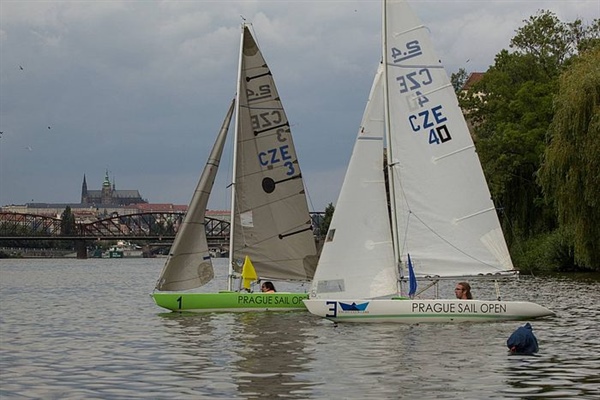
[151,23,318,313]
[303,0,554,323]
[106,241,143,258]
[89,241,143,258]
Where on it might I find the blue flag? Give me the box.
[407,254,417,297]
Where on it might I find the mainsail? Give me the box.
[229,26,318,284]
[384,0,515,279]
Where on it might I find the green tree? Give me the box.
[462,11,598,245]
[319,203,335,237]
[450,67,469,94]
[60,206,77,250]
[538,47,600,270]
[467,52,557,241]
[509,11,598,74]
[60,206,76,235]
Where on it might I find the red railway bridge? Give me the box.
[0,211,324,258]
[0,211,229,258]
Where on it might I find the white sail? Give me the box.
[155,99,235,291]
[310,64,397,299]
[230,25,318,282]
[303,0,552,322]
[384,0,515,278]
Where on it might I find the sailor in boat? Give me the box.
[454,282,473,299]
[261,282,276,293]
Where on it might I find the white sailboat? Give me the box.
[152,24,318,312]
[303,0,554,323]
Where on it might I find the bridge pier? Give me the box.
[76,241,88,259]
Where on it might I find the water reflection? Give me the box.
[156,312,316,398]
[232,313,315,398]
[1,260,599,399]
[500,275,600,398]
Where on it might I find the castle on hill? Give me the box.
[81,171,146,206]
[1,171,158,218]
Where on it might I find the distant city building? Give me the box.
[1,172,188,221]
[81,171,147,207]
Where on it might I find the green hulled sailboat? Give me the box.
[151,24,317,312]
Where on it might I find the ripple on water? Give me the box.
[1,260,599,399]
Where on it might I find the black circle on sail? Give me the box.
[262,177,276,194]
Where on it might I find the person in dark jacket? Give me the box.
[507,322,539,355]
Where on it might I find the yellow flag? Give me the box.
[241,255,258,289]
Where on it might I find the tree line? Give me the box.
[320,11,598,274]
[452,10,599,272]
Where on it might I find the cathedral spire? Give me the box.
[81,174,88,204]
[103,170,111,188]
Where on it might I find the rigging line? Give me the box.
[407,211,507,271]
[234,224,314,266]
[395,171,504,272]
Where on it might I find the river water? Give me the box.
[1,258,598,399]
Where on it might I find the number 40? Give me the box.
[428,125,452,145]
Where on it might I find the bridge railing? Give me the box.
[0,211,324,240]
[0,212,229,240]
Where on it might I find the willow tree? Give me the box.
[538,47,600,270]
[461,11,598,244]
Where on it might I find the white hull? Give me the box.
[303,299,555,324]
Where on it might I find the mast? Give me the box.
[381,0,403,295]
[227,24,246,291]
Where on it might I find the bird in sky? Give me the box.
[19,65,24,70]
[25,146,32,151]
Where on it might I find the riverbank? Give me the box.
[0,247,77,258]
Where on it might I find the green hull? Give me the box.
[152,291,309,313]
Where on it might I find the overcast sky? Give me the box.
[1,0,598,212]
